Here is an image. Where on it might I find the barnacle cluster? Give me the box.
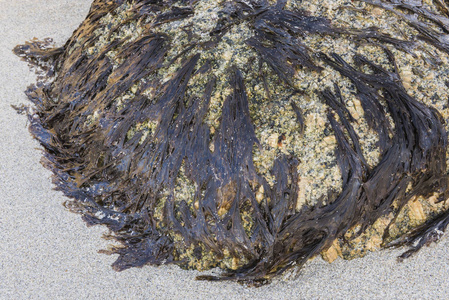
[14,0,449,285]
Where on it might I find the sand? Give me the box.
[1,0,449,299]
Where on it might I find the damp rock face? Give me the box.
[14,0,449,285]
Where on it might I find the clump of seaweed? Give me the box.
[13,0,449,285]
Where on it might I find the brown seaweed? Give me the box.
[13,0,449,286]
[363,0,449,55]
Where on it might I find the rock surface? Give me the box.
[12,0,449,285]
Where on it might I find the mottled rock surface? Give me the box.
[14,0,449,284]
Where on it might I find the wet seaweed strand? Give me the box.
[13,0,449,285]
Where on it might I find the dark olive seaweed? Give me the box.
[13,0,449,286]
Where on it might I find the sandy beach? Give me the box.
[1,0,449,299]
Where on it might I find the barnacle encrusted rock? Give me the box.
[14,0,449,285]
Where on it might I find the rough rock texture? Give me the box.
[13,0,449,285]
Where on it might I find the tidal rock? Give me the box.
[14,0,449,285]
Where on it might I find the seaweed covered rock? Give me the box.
[14,0,449,285]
